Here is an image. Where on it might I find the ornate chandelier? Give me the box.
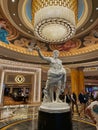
[32,0,78,44]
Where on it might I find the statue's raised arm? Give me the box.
[34,46,52,63]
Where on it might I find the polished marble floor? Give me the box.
[1,119,96,130]
[0,105,96,130]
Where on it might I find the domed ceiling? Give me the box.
[0,0,98,67]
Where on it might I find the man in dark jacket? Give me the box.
[71,92,80,116]
[78,90,88,117]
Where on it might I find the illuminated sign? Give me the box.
[15,75,25,84]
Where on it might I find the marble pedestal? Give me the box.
[38,102,73,130]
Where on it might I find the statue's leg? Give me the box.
[44,80,49,90]
[43,80,50,102]
[49,87,51,102]
[50,87,54,102]
[56,81,62,103]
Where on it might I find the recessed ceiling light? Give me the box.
[13,13,15,16]
[12,0,15,2]
[19,24,22,26]
[96,7,98,10]
[81,28,84,31]
[90,19,93,22]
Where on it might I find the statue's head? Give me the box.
[53,50,59,58]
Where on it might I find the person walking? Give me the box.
[78,90,88,117]
[65,91,71,105]
[71,92,80,116]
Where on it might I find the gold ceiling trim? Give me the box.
[0,41,98,57]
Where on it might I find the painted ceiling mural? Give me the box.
[0,18,98,52]
[0,0,98,64]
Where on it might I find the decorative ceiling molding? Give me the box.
[0,41,98,64]
[76,0,92,30]
[18,0,34,32]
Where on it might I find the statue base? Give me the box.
[38,102,73,130]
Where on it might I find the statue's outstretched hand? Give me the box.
[34,46,40,51]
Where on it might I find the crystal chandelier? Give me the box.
[32,0,78,44]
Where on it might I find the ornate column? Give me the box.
[78,67,85,93]
[70,68,79,96]
[70,67,85,96]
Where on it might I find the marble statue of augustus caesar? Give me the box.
[35,47,66,103]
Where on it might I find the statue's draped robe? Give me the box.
[46,57,66,88]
